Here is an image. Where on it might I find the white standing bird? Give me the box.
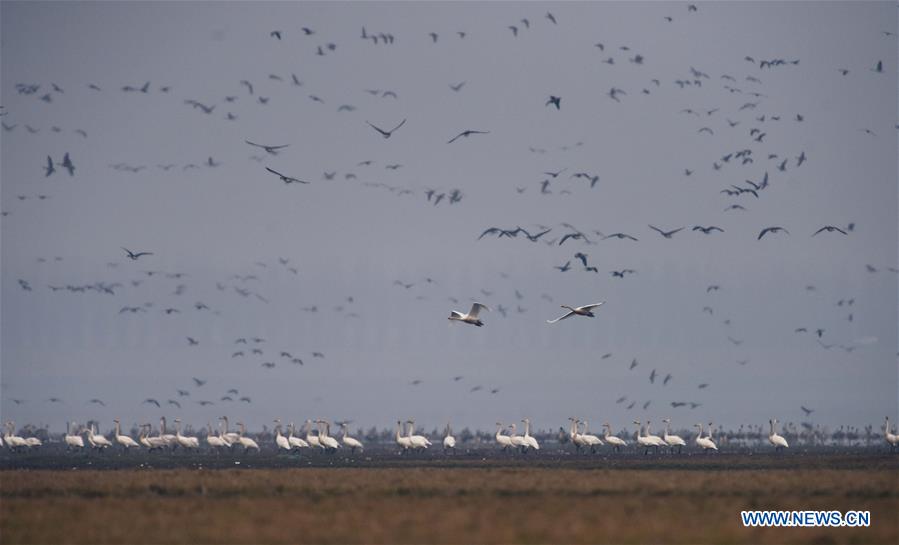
[495,421,513,451]
[508,423,527,452]
[340,422,364,453]
[113,419,140,450]
[65,422,85,450]
[522,418,540,451]
[305,419,322,449]
[546,301,605,323]
[602,423,627,452]
[288,422,310,449]
[159,417,178,449]
[396,420,412,452]
[694,423,718,451]
[768,418,789,450]
[662,418,687,453]
[634,420,662,454]
[317,420,341,452]
[448,302,490,326]
[884,417,899,450]
[219,416,241,446]
[273,420,292,451]
[174,418,200,450]
[443,422,457,452]
[569,418,589,453]
[86,424,112,449]
[236,421,259,451]
[406,420,431,449]
[578,420,603,453]
[140,424,167,450]
[206,422,228,450]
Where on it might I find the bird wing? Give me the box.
[447,132,464,144]
[265,167,285,178]
[577,302,606,312]
[365,121,389,136]
[389,118,407,133]
[546,310,576,324]
[468,302,489,318]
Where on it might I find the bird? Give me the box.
[122,247,153,260]
[366,119,406,138]
[546,302,605,324]
[245,141,289,154]
[545,96,561,109]
[545,11,557,24]
[449,81,466,92]
[192,377,207,387]
[59,153,75,176]
[800,406,814,416]
[270,30,282,40]
[648,225,684,239]
[448,302,490,326]
[768,418,789,450]
[812,226,847,236]
[265,167,309,184]
[603,232,638,241]
[143,398,161,407]
[758,227,789,240]
[447,130,489,144]
[692,225,724,234]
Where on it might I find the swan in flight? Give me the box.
[546,302,605,324]
[65,422,85,450]
[273,420,291,451]
[768,418,788,450]
[443,422,457,452]
[495,422,513,451]
[287,422,310,449]
[694,423,718,451]
[602,423,627,452]
[884,417,899,449]
[340,422,364,453]
[662,418,687,453]
[448,302,490,326]
[113,419,140,450]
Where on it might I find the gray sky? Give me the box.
[1,1,897,434]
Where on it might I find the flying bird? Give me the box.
[546,302,606,324]
[758,226,789,240]
[648,225,684,239]
[366,118,407,138]
[447,130,489,144]
[545,96,561,109]
[812,226,847,236]
[265,167,309,184]
[448,302,490,327]
[245,141,289,155]
[122,247,153,260]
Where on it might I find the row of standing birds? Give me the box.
[4,417,899,453]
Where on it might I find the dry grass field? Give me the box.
[2,458,897,544]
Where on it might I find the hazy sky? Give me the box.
[1,1,896,435]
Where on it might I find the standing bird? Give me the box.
[768,419,789,450]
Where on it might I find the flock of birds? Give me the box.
[4,415,899,454]
[2,3,896,439]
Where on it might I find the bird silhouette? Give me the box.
[366,119,407,138]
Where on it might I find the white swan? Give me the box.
[86,423,112,449]
[448,302,490,326]
[273,420,292,451]
[694,423,717,451]
[546,302,605,323]
[884,417,899,449]
[509,423,528,452]
[4,422,28,451]
[206,422,228,450]
[159,417,178,449]
[288,422,310,449]
[65,422,85,450]
[305,419,323,449]
[340,423,364,453]
[219,416,241,446]
[569,418,589,453]
[602,423,627,452]
[406,420,431,449]
[443,422,457,452]
[236,421,259,451]
[174,418,200,450]
[140,424,167,450]
[578,420,602,453]
[113,419,140,450]
[634,420,662,454]
[662,418,686,453]
[396,420,412,452]
[317,420,341,452]
[768,418,789,450]
[522,418,540,450]
[495,422,513,451]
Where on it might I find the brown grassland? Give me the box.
[2,460,897,544]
